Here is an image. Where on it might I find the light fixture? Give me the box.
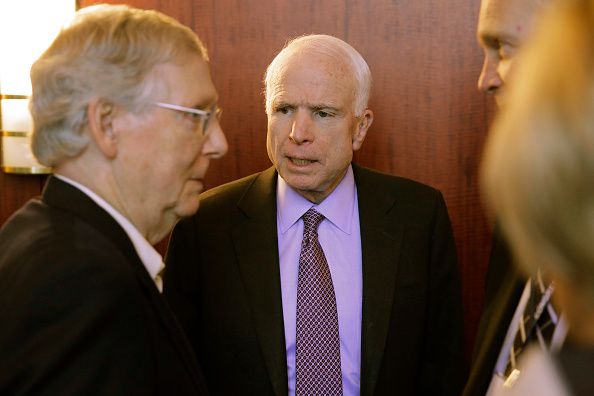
[0,0,75,174]
[0,93,50,174]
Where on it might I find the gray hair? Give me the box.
[30,4,208,166]
[481,0,594,300]
[263,34,372,116]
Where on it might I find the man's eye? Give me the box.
[186,112,202,121]
[498,44,516,60]
[275,106,292,115]
[180,112,203,129]
[315,110,331,118]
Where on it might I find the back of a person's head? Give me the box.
[30,4,208,167]
[482,0,594,298]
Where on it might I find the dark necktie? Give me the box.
[504,271,557,383]
[295,208,343,396]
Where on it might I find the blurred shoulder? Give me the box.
[0,199,134,289]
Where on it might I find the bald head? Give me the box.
[264,34,371,116]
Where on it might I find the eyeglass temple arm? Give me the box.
[153,102,210,116]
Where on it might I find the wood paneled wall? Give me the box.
[0,175,44,225]
[1,0,496,359]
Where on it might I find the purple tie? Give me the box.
[295,208,343,396]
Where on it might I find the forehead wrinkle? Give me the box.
[270,94,342,112]
[268,50,356,113]
[271,90,350,113]
[151,57,216,110]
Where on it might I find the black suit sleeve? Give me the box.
[420,191,466,395]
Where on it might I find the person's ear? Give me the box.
[87,99,118,158]
[352,109,373,151]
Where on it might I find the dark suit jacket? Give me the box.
[463,229,525,396]
[557,342,594,396]
[164,164,465,395]
[0,176,207,395]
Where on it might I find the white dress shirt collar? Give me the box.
[54,174,163,286]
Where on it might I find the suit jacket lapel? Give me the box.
[354,165,404,396]
[228,165,405,396]
[232,167,288,396]
[42,176,206,392]
[465,266,525,396]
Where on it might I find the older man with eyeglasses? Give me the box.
[0,4,227,394]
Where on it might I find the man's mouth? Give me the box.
[289,157,316,166]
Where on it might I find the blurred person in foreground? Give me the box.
[482,0,594,394]
[164,34,465,395]
[465,1,561,395]
[0,4,227,395]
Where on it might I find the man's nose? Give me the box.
[478,57,503,94]
[289,110,314,144]
[203,118,228,159]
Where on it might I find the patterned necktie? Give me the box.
[295,208,343,396]
[504,271,557,385]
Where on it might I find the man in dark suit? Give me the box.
[464,0,558,394]
[0,4,227,395]
[479,2,594,394]
[164,34,465,396]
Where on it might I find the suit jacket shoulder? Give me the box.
[165,166,284,395]
[353,164,443,212]
[0,177,206,395]
[353,164,466,396]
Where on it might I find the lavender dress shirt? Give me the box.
[276,165,362,396]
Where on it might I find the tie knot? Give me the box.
[302,208,325,235]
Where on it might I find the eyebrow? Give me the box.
[478,30,519,47]
[272,99,341,111]
[311,105,342,113]
[192,96,219,110]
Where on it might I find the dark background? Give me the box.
[1,0,496,359]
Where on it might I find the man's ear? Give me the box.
[87,99,118,158]
[352,109,373,151]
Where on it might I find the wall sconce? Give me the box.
[0,0,75,174]
[0,94,51,174]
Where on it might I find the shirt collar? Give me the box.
[54,174,163,280]
[277,165,356,235]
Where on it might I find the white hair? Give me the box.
[30,4,208,166]
[263,34,372,116]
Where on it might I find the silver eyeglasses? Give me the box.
[153,101,222,136]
